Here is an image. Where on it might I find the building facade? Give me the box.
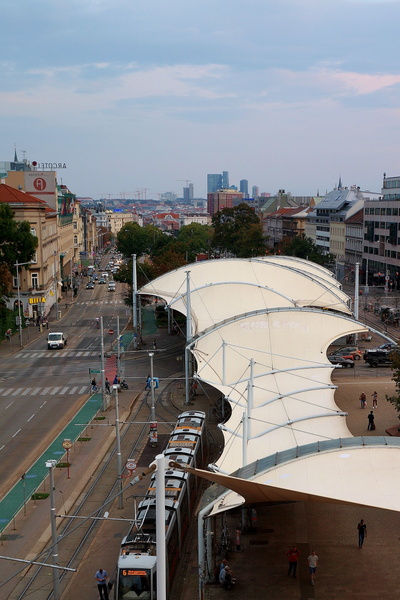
[207,189,243,216]
[363,174,400,289]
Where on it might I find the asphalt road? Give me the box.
[0,278,130,498]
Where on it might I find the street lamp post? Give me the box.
[148,352,155,422]
[45,460,60,600]
[113,385,123,509]
[53,250,59,321]
[14,260,32,347]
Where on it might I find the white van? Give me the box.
[47,332,68,349]
[108,281,116,292]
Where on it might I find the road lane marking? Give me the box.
[5,402,13,409]
[79,386,87,393]
[12,429,21,438]
[69,386,78,394]
[31,387,41,395]
[11,388,24,396]
[39,401,47,408]
[21,388,32,396]
[2,389,13,396]
[41,387,52,395]
[60,386,69,394]
[50,387,61,395]
[76,352,83,356]
[27,414,35,422]
[60,351,69,357]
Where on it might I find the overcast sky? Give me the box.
[2,0,400,199]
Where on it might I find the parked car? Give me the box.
[364,348,397,367]
[328,355,355,368]
[330,346,362,360]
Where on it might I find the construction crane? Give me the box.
[177,179,192,187]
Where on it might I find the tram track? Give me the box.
[13,379,184,600]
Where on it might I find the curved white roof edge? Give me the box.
[188,438,400,515]
[139,257,351,315]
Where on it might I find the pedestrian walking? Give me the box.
[367,410,375,430]
[95,568,109,600]
[359,392,367,409]
[105,378,111,393]
[357,519,367,548]
[287,545,300,578]
[308,550,318,586]
[371,391,378,408]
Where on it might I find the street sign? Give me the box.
[108,329,114,335]
[62,439,73,450]
[149,422,158,445]
[90,368,101,374]
[126,459,137,470]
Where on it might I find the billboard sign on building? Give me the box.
[24,172,57,209]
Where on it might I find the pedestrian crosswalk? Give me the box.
[19,350,101,359]
[0,384,89,397]
[74,300,125,305]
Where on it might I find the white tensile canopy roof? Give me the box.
[140,257,351,336]
[139,257,400,513]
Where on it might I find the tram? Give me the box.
[114,410,207,600]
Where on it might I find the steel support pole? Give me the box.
[100,317,106,410]
[185,271,192,405]
[149,352,155,422]
[46,460,60,600]
[156,454,166,600]
[114,385,123,509]
[132,254,137,332]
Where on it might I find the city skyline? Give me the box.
[1,0,398,199]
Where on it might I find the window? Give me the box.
[74,235,78,244]
[31,252,37,264]
[30,227,37,236]
[31,273,38,289]
[394,208,399,216]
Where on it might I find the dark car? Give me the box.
[328,355,355,368]
[364,348,396,367]
[98,278,106,284]
[86,282,94,289]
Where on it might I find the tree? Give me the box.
[0,203,38,298]
[212,203,267,257]
[117,223,170,258]
[278,235,334,266]
[386,350,400,425]
[175,224,214,262]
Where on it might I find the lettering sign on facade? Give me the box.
[32,162,67,169]
[29,297,46,304]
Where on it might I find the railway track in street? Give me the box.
[9,369,187,599]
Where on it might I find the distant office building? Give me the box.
[252,185,259,197]
[207,174,223,193]
[222,171,229,189]
[207,189,243,215]
[240,179,249,197]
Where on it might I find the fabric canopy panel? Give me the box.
[176,439,400,515]
[192,308,367,474]
[139,257,352,337]
[260,255,343,288]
